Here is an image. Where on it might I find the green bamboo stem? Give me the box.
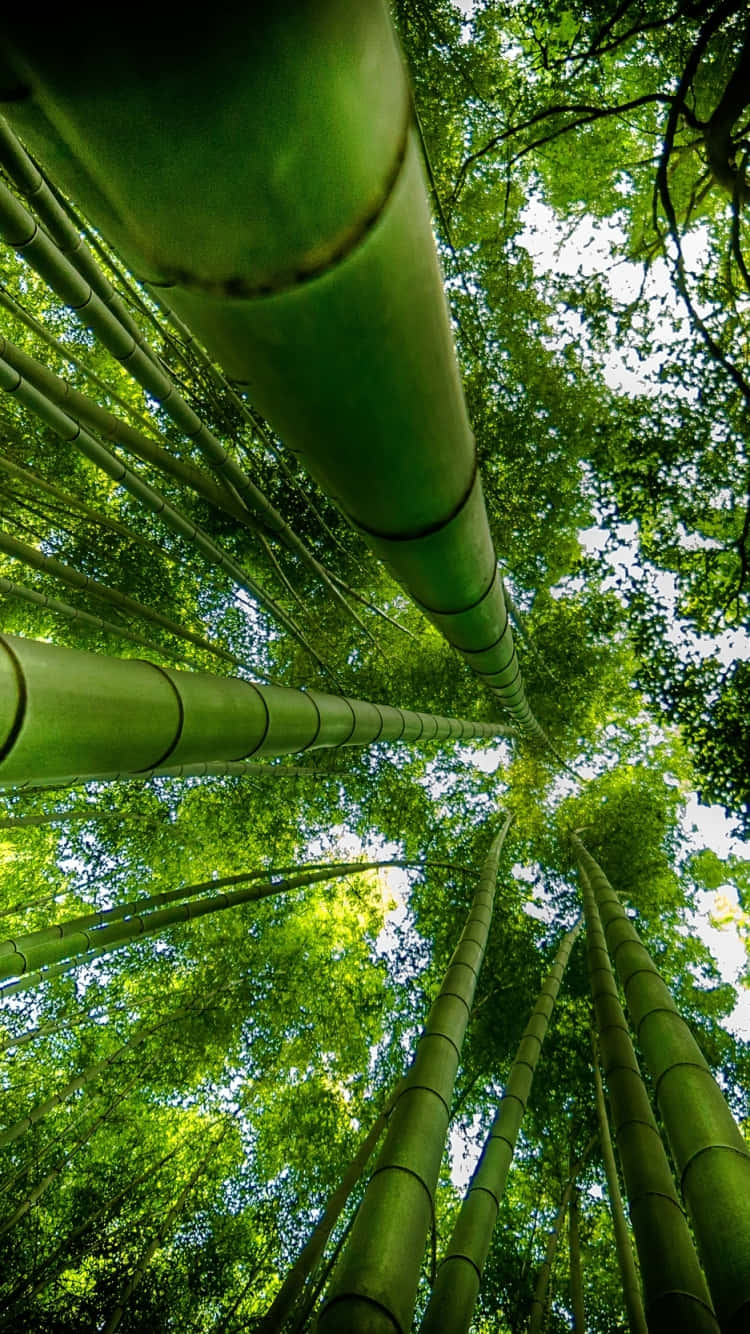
[0,335,250,523]
[591,1029,648,1334]
[0,570,210,666]
[529,1175,576,1334]
[0,759,321,792]
[0,360,325,669]
[0,115,162,365]
[0,444,175,561]
[319,817,511,1333]
[101,1121,228,1334]
[0,284,163,433]
[0,1008,183,1147]
[574,836,750,1333]
[261,1083,400,1333]
[569,1186,586,1332]
[0,1061,147,1236]
[0,861,411,993]
[0,6,542,734]
[291,1209,358,1334]
[575,848,720,1332]
[0,175,374,646]
[0,631,507,790]
[0,1142,181,1318]
[0,527,243,666]
[0,858,414,967]
[420,920,581,1334]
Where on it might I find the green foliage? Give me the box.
[0,3,746,1331]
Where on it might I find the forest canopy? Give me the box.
[0,2,748,1331]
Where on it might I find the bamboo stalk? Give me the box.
[0,359,327,671]
[0,631,508,790]
[0,6,543,733]
[260,1083,401,1333]
[574,835,750,1332]
[0,571,207,666]
[0,527,240,666]
[590,1029,647,1334]
[575,845,719,1332]
[319,817,511,1333]
[420,919,582,1333]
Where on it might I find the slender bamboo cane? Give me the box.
[0,808,95,830]
[0,1147,180,1320]
[261,1083,401,1333]
[0,181,375,646]
[0,1007,185,1147]
[0,862,410,992]
[0,335,250,523]
[318,817,511,1333]
[0,115,162,364]
[0,859,414,965]
[569,1186,586,1332]
[0,570,208,666]
[6,759,324,793]
[529,1176,575,1334]
[419,920,581,1334]
[0,528,242,666]
[0,631,508,790]
[0,1061,148,1236]
[576,850,719,1332]
[573,835,750,1333]
[0,6,542,734]
[0,285,163,433]
[101,1121,229,1334]
[291,1208,358,1334]
[0,361,326,670]
[590,1029,647,1334]
[0,444,176,561]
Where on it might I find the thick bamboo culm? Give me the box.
[319,819,511,1332]
[576,851,719,1332]
[0,4,541,734]
[0,632,509,790]
[419,920,581,1334]
[573,835,750,1333]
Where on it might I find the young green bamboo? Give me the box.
[0,1142,181,1320]
[0,571,209,667]
[573,834,750,1333]
[590,1029,647,1334]
[0,631,509,790]
[261,1083,401,1333]
[419,919,581,1334]
[0,116,162,363]
[318,817,511,1333]
[0,445,177,561]
[0,5,542,734]
[0,1008,184,1147]
[576,850,719,1332]
[0,1062,147,1236]
[101,1121,229,1334]
[528,1143,596,1334]
[569,1186,585,1332]
[0,360,325,669]
[0,861,411,993]
[0,335,249,523]
[0,859,416,963]
[0,529,241,666]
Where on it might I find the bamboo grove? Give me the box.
[0,2,747,1331]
